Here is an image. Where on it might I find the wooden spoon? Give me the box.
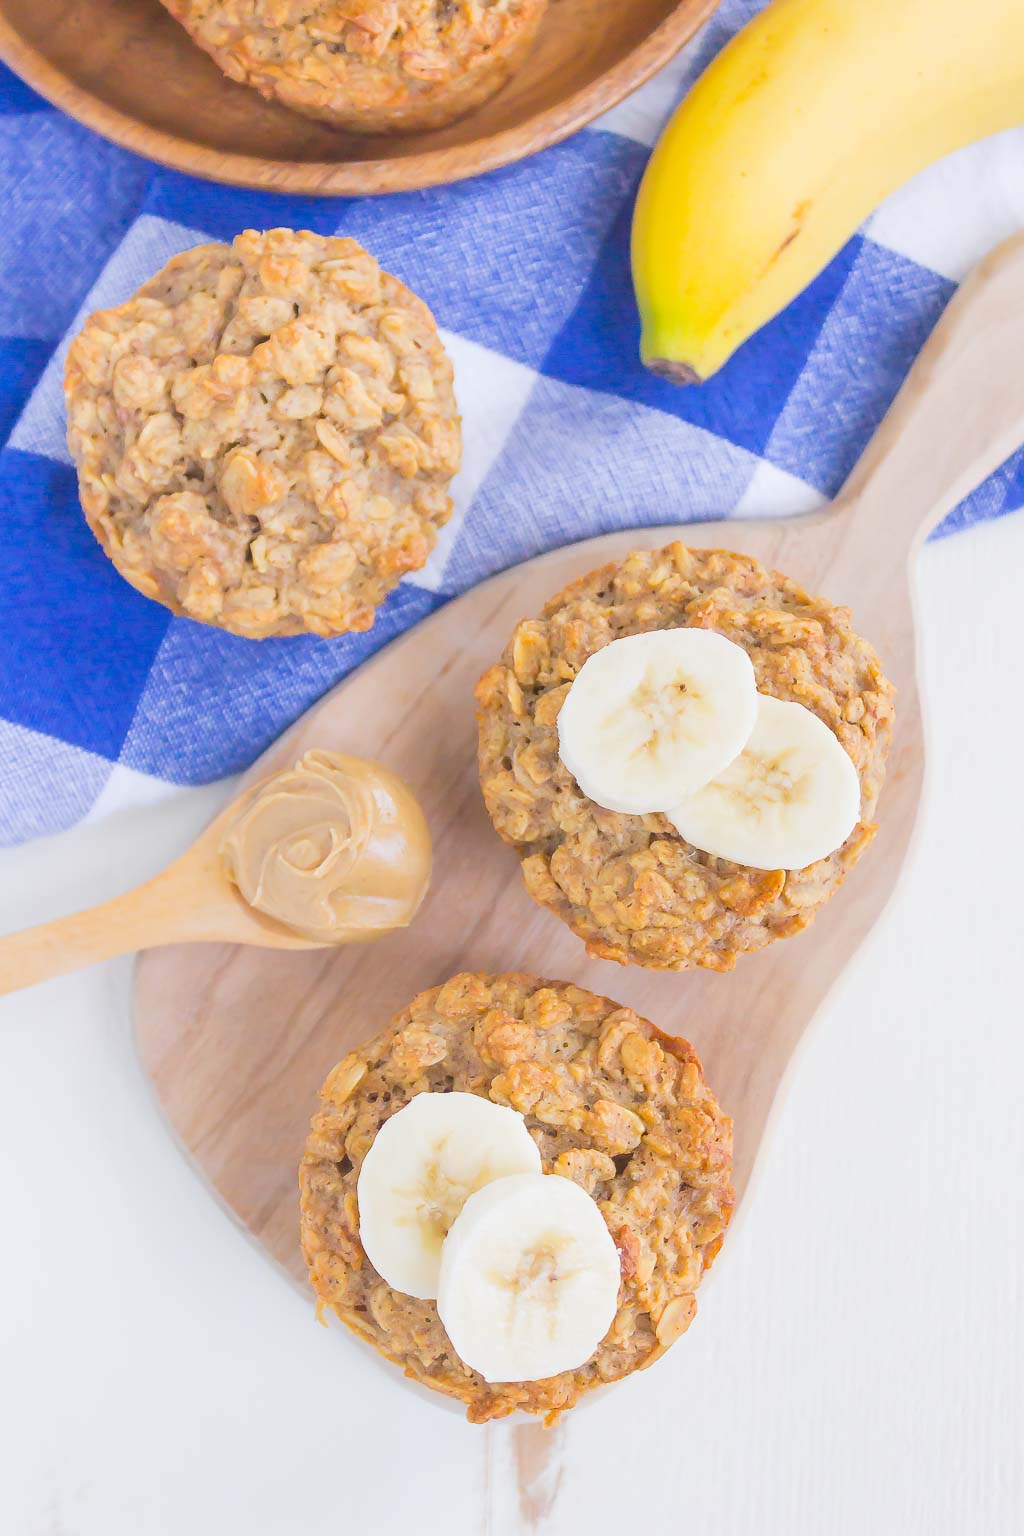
[0,795,323,996]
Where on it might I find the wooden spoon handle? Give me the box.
[834,231,1024,551]
[0,871,191,997]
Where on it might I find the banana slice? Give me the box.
[557,628,758,814]
[668,694,861,870]
[357,1093,541,1300]
[437,1172,621,1384]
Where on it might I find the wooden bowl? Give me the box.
[0,0,720,196]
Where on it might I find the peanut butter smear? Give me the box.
[220,750,431,944]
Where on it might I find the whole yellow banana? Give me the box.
[632,0,1024,383]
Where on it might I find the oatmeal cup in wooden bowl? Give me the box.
[475,542,895,973]
[300,971,734,1423]
[159,0,553,135]
[0,0,722,194]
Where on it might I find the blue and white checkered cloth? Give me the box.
[2,0,1023,846]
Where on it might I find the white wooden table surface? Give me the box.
[0,507,1021,1535]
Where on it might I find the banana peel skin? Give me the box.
[631,0,1024,384]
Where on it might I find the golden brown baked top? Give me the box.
[162,1,549,133]
[64,229,461,639]
[299,972,734,1422]
[475,542,895,971]
[220,749,431,942]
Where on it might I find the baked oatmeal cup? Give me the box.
[475,542,896,972]
[161,1,549,133]
[300,972,733,1422]
[64,229,461,639]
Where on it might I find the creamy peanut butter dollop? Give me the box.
[220,750,431,944]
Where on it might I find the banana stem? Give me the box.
[644,358,702,386]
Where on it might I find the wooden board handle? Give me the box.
[834,232,1024,553]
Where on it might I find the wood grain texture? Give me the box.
[0,0,720,194]
[128,233,1024,1517]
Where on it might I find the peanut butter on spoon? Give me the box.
[0,749,432,997]
[220,750,432,945]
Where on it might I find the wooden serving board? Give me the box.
[132,512,912,1263]
[133,234,1024,1510]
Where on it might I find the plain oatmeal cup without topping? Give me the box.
[475,542,896,972]
[299,971,734,1423]
[64,228,461,639]
[160,1,550,134]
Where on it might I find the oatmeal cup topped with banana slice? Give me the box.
[300,972,733,1423]
[475,542,895,972]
